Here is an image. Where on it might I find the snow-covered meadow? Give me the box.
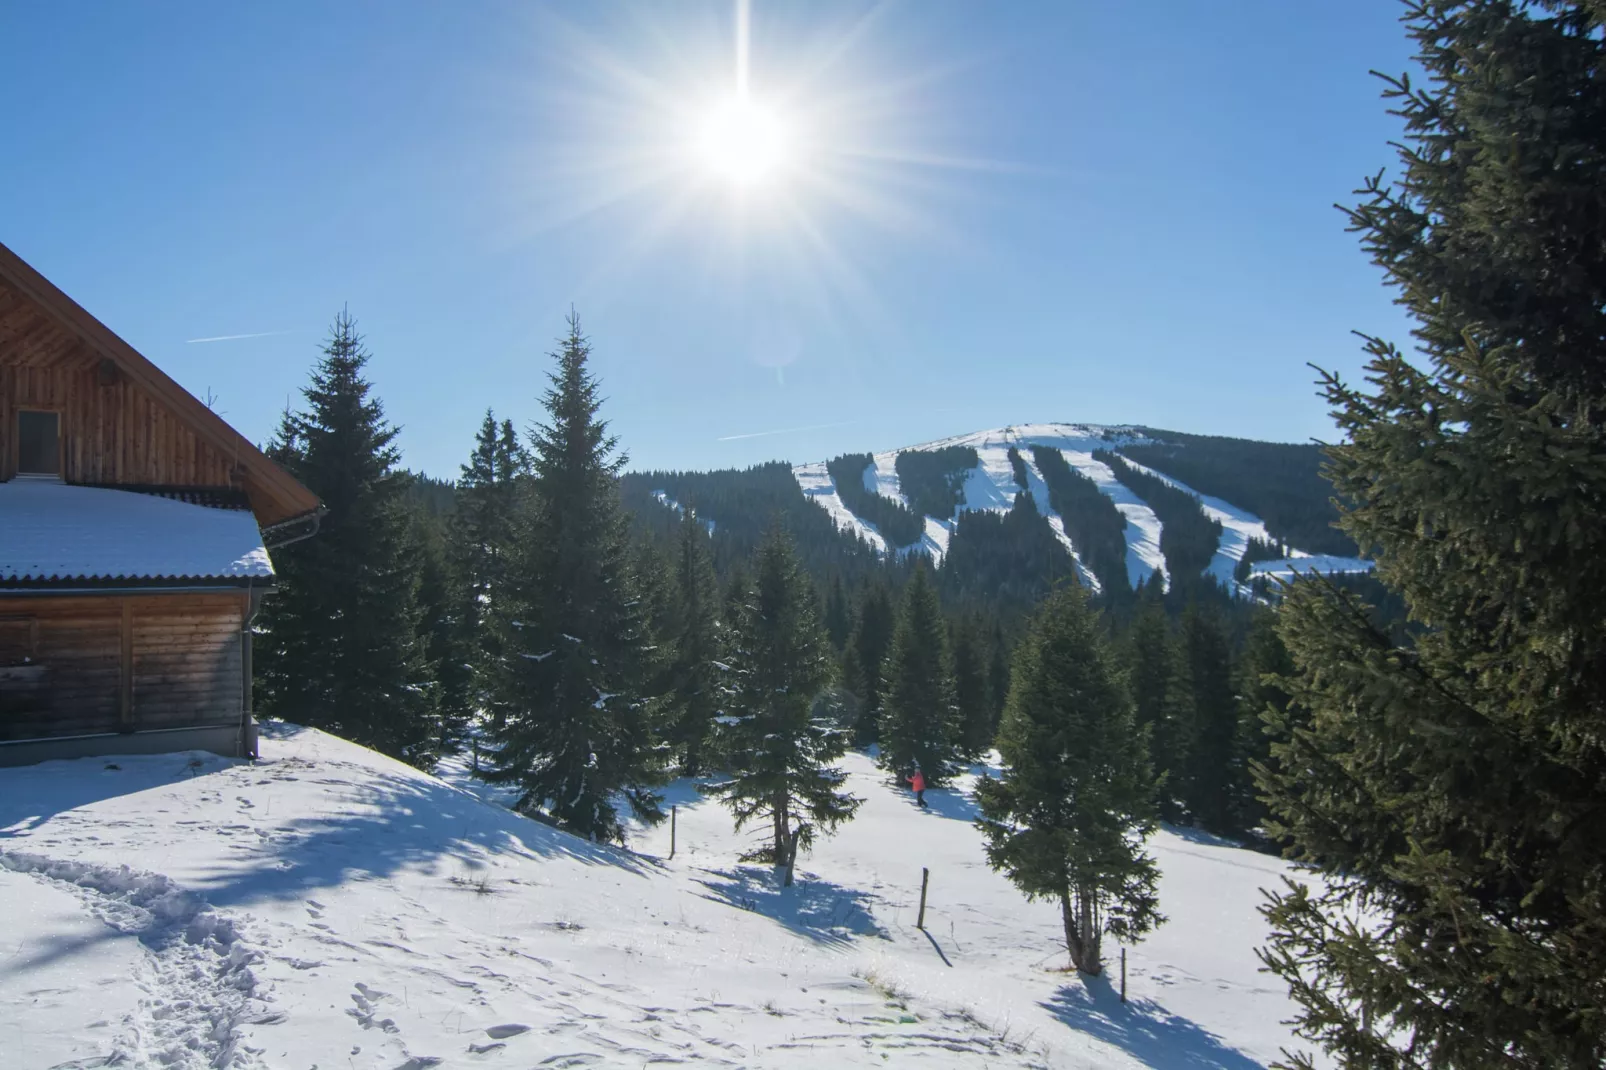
[2,725,1318,1068]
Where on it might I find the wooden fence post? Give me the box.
[1120,947,1127,1003]
[670,806,677,860]
[917,867,930,929]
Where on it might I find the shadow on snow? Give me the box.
[1042,974,1266,1069]
[2,722,652,920]
[693,865,889,948]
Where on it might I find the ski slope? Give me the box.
[1113,459,1372,595]
[0,726,1324,1069]
[793,424,1370,595]
[653,490,716,535]
[794,425,1166,587]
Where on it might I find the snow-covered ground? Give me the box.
[1,726,1320,1068]
[794,460,891,555]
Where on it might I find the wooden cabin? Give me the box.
[0,240,320,766]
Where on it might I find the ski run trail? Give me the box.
[784,424,1371,592]
[0,723,1326,1069]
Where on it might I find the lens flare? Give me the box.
[697,96,787,185]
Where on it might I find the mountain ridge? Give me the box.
[622,422,1371,612]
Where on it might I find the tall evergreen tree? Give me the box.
[878,562,960,785]
[256,311,439,766]
[986,620,1011,733]
[485,313,663,843]
[1178,603,1240,834]
[411,506,474,750]
[661,507,724,775]
[842,582,896,745]
[1232,607,1291,835]
[1256,4,1606,1066]
[976,586,1163,975]
[706,526,860,886]
[951,615,995,758]
[822,574,852,651]
[1123,587,1191,822]
[451,410,528,727]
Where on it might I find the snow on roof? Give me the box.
[0,479,273,583]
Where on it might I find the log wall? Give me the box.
[0,593,246,742]
[0,360,241,486]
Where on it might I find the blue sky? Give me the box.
[1,1,1416,478]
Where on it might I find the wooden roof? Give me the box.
[0,240,320,528]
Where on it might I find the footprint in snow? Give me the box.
[485,1023,531,1039]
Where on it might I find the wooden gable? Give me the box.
[0,241,319,528]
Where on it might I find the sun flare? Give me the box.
[697,95,788,186]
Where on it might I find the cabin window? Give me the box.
[17,411,60,476]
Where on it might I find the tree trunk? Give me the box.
[782,825,799,887]
[772,793,791,872]
[1061,892,1087,972]
[1078,884,1103,975]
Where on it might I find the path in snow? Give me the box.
[0,726,1324,1068]
[1,730,1074,1069]
[0,866,146,1068]
[1,847,272,1068]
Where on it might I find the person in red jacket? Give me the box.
[906,766,928,808]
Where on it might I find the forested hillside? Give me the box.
[1125,429,1356,556]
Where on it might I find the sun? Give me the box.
[697,95,789,187]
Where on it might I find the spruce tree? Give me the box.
[485,313,662,843]
[975,586,1163,975]
[1178,603,1239,835]
[986,621,1010,731]
[1232,607,1290,835]
[1256,4,1606,1066]
[822,574,852,651]
[256,311,439,766]
[1124,587,1191,822]
[878,562,960,785]
[411,506,474,750]
[951,616,995,758]
[706,526,861,886]
[451,411,529,730]
[842,581,896,745]
[661,507,724,775]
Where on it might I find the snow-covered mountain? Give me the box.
[1,725,1323,1068]
[788,423,1371,596]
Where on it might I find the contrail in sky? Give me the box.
[185,330,296,344]
[717,420,858,442]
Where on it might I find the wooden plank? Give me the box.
[120,599,133,729]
